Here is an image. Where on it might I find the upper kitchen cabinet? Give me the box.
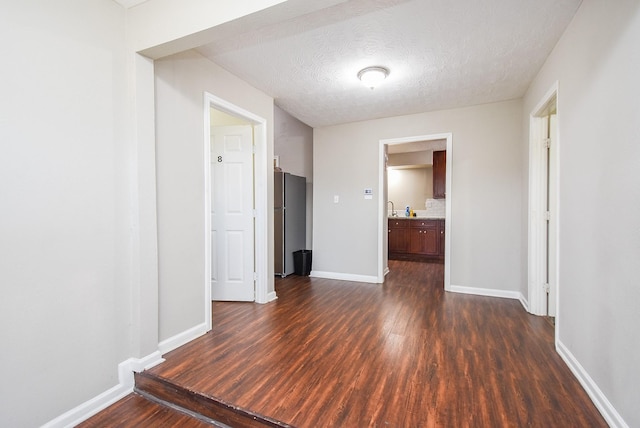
[433,150,446,199]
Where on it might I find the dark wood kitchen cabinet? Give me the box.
[433,150,446,199]
[388,218,410,254]
[389,218,444,262]
[409,220,440,256]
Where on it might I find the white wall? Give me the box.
[522,1,640,425]
[313,99,523,289]
[211,108,251,126]
[0,1,131,426]
[128,0,288,54]
[274,106,313,180]
[388,150,433,166]
[388,167,433,211]
[1,0,288,425]
[128,0,346,58]
[155,50,275,341]
[274,105,314,248]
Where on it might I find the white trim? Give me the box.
[310,270,380,284]
[42,352,165,428]
[527,82,559,316]
[450,284,524,301]
[253,119,270,304]
[265,291,278,302]
[377,141,386,283]
[203,92,272,322]
[556,341,629,428]
[118,351,165,387]
[378,133,452,290]
[42,385,132,428]
[203,96,213,329]
[443,135,452,292]
[158,322,209,355]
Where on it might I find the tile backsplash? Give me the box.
[424,198,446,217]
[387,198,446,218]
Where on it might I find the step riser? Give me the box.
[134,372,290,428]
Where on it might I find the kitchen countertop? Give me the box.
[388,216,445,220]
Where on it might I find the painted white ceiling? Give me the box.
[191,0,582,128]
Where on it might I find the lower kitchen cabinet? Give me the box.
[389,218,444,262]
[410,220,439,256]
[388,219,410,254]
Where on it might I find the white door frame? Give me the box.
[203,92,269,329]
[377,133,453,290]
[527,82,559,322]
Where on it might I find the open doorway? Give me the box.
[378,133,452,290]
[528,84,559,326]
[203,93,271,328]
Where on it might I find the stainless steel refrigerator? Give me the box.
[274,171,306,277]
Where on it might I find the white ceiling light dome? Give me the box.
[357,66,390,89]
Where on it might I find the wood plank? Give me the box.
[139,260,607,427]
[134,371,289,427]
[77,393,212,427]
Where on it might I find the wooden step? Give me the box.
[134,371,291,428]
[77,393,214,427]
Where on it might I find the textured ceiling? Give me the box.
[195,0,581,128]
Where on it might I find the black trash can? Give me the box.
[293,250,312,276]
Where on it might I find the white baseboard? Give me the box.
[42,383,132,428]
[158,322,208,355]
[310,270,380,284]
[450,284,626,426]
[449,284,524,302]
[265,291,278,303]
[556,341,628,428]
[42,352,165,428]
[44,321,210,428]
[518,294,529,312]
[256,291,277,304]
[118,351,165,387]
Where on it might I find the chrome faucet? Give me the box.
[387,200,397,217]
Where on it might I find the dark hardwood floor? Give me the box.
[78,393,213,427]
[80,260,606,427]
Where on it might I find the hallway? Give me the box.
[81,260,605,427]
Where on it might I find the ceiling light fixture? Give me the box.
[357,66,389,90]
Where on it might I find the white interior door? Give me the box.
[547,113,558,316]
[211,125,255,301]
[528,88,558,317]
